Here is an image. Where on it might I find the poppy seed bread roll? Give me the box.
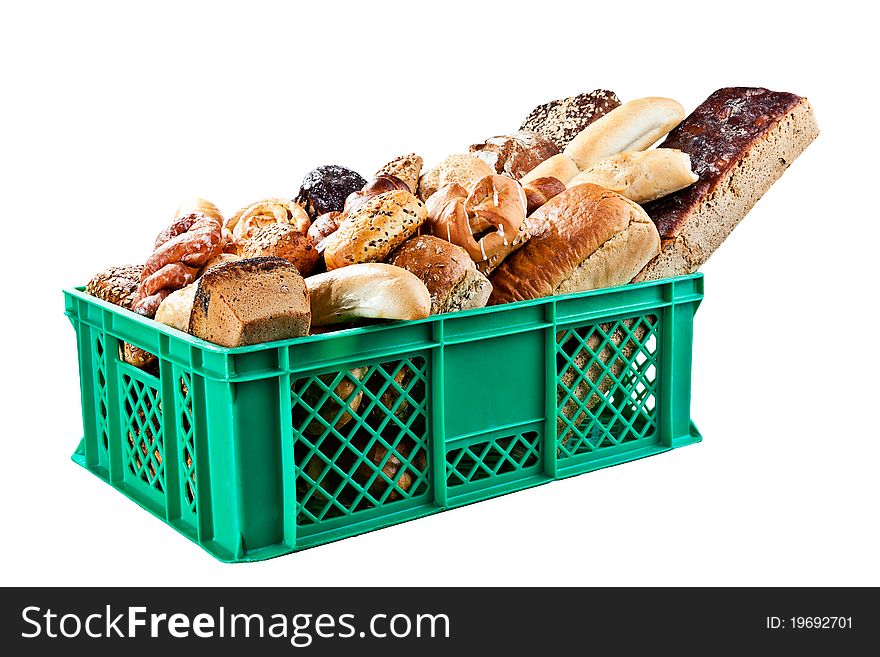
[488,184,660,304]
[322,190,427,270]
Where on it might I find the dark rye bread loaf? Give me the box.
[635,87,819,281]
[520,89,621,150]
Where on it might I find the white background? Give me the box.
[1,0,877,586]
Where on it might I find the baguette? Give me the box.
[567,149,698,203]
[306,263,431,326]
[563,97,685,170]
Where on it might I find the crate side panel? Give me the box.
[443,330,545,440]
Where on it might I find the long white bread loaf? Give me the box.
[567,149,698,203]
[306,263,431,326]
[563,97,685,170]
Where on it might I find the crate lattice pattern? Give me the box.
[556,315,659,457]
[446,431,541,488]
[291,356,430,526]
[177,373,197,514]
[93,333,110,455]
[121,373,165,493]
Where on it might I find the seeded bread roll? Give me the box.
[387,236,492,314]
[86,264,143,309]
[86,264,157,370]
[241,223,320,275]
[469,131,560,179]
[417,154,493,201]
[190,257,310,347]
[635,87,819,281]
[375,154,423,194]
[322,190,427,270]
[488,184,660,304]
[520,89,621,149]
[563,97,686,170]
[305,263,431,326]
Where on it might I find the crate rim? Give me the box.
[63,272,703,355]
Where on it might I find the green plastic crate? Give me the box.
[64,272,703,562]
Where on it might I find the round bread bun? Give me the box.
[197,252,240,277]
[241,223,320,275]
[417,154,493,201]
[154,283,197,333]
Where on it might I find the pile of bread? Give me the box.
[87,87,818,359]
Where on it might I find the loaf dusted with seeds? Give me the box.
[322,190,427,270]
[520,89,621,150]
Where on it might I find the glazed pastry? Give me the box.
[133,212,224,318]
[426,175,527,268]
[295,165,366,219]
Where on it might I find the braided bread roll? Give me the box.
[133,213,224,317]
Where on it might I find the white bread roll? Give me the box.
[306,263,431,326]
[154,283,197,333]
[567,149,699,203]
[563,97,686,170]
[519,153,580,185]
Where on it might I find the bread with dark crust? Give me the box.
[635,87,819,280]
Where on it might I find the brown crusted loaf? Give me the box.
[190,257,310,347]
[469,131,560,179]
[635,87,819,281]
[520,89,621,149]
[488,184,660,304]
[387,235,492,314]
[322,190,427,270]
[522,176,566,213]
